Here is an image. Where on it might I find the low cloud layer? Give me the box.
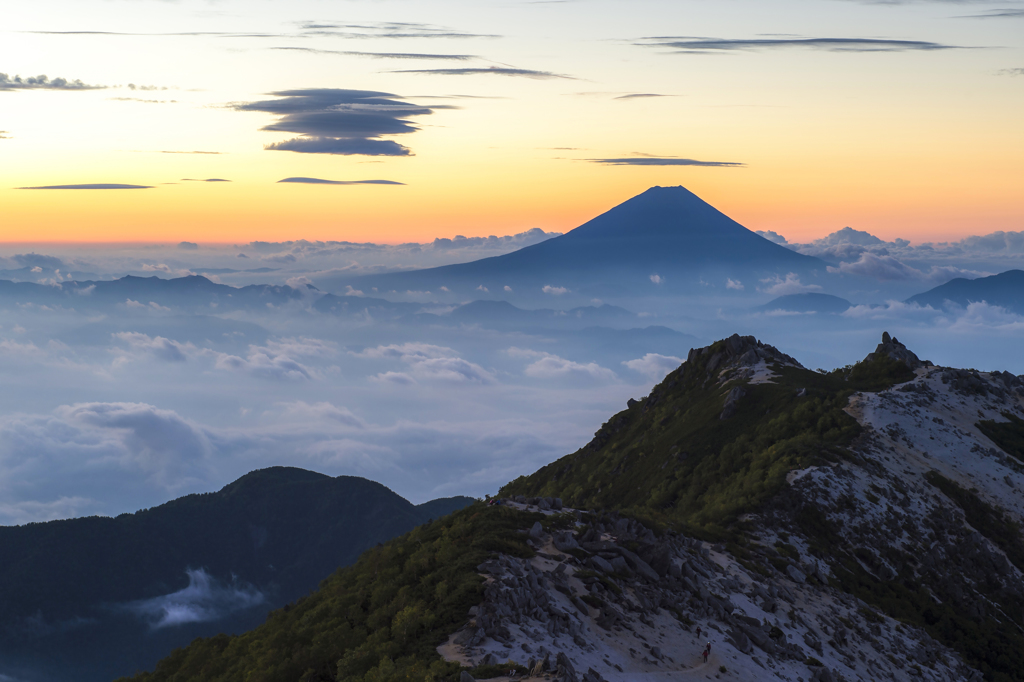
[122,569,264,629]
[758,226,1017,284]
[621,353,683,378]
[758,273,822,295]
[508,348,617,382]
[354,342,495,384]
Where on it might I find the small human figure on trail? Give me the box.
[701,649,709,663]
[706,642,711,653]
[696,626,702,638]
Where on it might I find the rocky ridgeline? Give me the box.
[687,333,804,379]
[441,503,971,682]
[579,334,803,455]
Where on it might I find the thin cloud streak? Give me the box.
[587,157,745,167]
[639,37,964,53]
[271,47,478,60]
[277,177,405,185]
[16,184,154,190]
[392,67,573,79]
[955,9,1024,18]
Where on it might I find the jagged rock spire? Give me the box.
[864,331,931,370]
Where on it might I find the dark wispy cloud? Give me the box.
[233,88,441,157]
[278,177,405,185]
[109,97,177,104]
[0,131,9,139]
[271,47,478,61]
[840,0,1002,5]
[0,73,104,91]
[614,93,670,99]
[999,67,1024,76]
[956,9,1024,18]
[639,37,962,53]
[587,156,745,167]
[182,178,231,182]
[295,21,497,40]
[16,184,153,189]
[24,30,279,38]
[392,66,572,79]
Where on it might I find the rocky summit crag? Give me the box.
[126,333,1024,682]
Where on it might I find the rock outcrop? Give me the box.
[863,330,931,369]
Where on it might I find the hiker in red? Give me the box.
[701,648,709,663]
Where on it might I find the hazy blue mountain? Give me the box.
[906,269,1024,313]
[0,275,313,312]
[0,467,474,682]
[758,292,852,314]
[441,300,636,329]
[322,186,825,297]
[312,292,423,318]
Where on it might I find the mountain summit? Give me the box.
[327,186,824,296]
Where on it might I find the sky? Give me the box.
[2,0,1022,244]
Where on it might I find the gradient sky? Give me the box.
[2,0,1022,243]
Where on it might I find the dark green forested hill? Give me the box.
[0,467,473,682]
[118,502,538,682]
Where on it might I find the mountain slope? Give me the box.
[123,335,1024,682]
[0,467,474,682]
[325,186,825,296]
[504,333,1024,681]
[906,269,1024,313]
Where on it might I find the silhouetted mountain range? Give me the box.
[0,275,312,312]
[907,269,1024,313]
[0,467,473,682]
[321,186,827,296]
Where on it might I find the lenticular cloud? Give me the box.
[234,89,438,156]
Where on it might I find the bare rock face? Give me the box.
[863,331,931,370]
[719,386,746,420]
[688,333,803,376]
[556,651,578,682]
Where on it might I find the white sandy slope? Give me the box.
[439,505,973,682]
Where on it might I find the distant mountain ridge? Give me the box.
[758,292,852,314]
[907,269,1024,313]
[0,467,473,682]
[323,186,826,296]
[0,274,310,312]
